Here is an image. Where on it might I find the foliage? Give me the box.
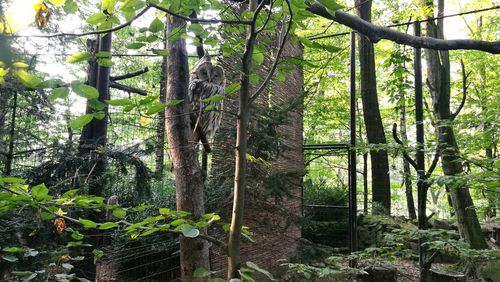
[0,176,221,280]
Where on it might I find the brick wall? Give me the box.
[209,32,304,278]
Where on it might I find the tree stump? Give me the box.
[425,269,465,282]
[360,265,397,282]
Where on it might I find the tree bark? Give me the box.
[356,0,391,215]
[165,16,210,280]
[155,26,168,179]
[227,0,258,278]
[400,90,416,220]
[424,0,487,249]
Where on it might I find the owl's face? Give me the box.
[193,61,225,86]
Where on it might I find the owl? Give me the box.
[188,54,225,153]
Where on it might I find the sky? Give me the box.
[2,0,487,115]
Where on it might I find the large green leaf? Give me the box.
[66,51,91,64]
[79,218,97,229]
[87,12,108,25]
[149,17,164,33]
[72,83,99,99]
[315,0,344,13]
[98,222,119,230]
[146,102,166,115]
[31,184,49,201]
[180,224,199,238]
[50,87,69,102]
[13,70,43,88]
[69,114,93,130]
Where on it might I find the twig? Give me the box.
[392,123,419,170]
[110,67,149,81]
[451,59,468,120]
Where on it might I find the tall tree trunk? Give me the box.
[227,0,258,278]
[155,28,167,178]
[355,0,391,215]
[400,91,416,220]
[424,0,487,249]
[165,16,210,280]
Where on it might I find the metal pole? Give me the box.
[349,31,358,258]
[414,21,426,271]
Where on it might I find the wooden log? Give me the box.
[425,269,466,282]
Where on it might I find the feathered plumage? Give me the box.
[188,54,225,153]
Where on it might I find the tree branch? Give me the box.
[10,6,151,38]
[426,150,440,177]
[451,59,468,120]
[250,0,293,102]
[110,67,149,81]
[307,4,500,54]
[392,123,419,170]
[148,2,252,25]
[109,81,147,96]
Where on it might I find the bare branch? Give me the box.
[307,4,500,54]
[426,150,440,177]
[110,81,147,96]
[392,123,419,170]
[451,59,468,120]
[110,67,149,81]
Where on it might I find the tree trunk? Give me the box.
[356,0,391,215]
[155,30,167,179]
[400,91,416,220]
[424,0,487,249]
[165,16,210,280]
[227,0,257,278]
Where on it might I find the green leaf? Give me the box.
[79,218,97,229]
[87,12,108,25]
[152,49,169,56]
[31,183,49,201]
[315,0,344,13]
[3,246,25,253]
[180,224,199,238]
[252,51,265,65]
[193,267,213,278]
[63,0,78,13]
[12,62,29,68]
[102,0,117,13]
[92,249,104,258]
[1,255,18,262]
[106,98,133,106]
[98,222,119,230]
[13,70,43,88]
[112,208,127,219]
[71,231,84,240]
[69,114,93,130]
[202,95,224,103]
[41,212,55,220]
[72,83,99,99]
[146,102,166,115]
[66,51,91,64]
[119,0,145,12]
[246,262,276,281]
[225,83,240,95]
[96,51,111,58]
[87,99,106,111]
[126,42,146,49]
[39,79,62,88]
[97,58,114,67]
[167,99,184,106]
[149,17,164,33]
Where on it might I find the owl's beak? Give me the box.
[207,70,212,82]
